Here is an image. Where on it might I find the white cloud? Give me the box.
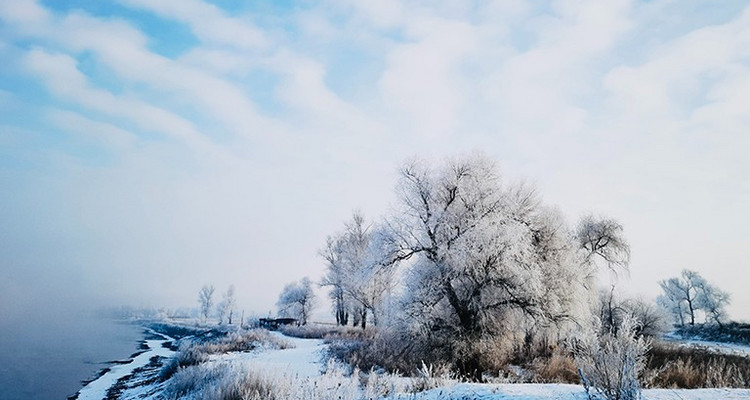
[58,12,279,140]
[0,0,51,28]
[118,0,268,49]
[378,18,479,139]
[604,7,750,117]
[47,109,138,150]
[23,49,218,154]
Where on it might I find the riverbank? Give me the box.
[66,321,750,400]
[70,320,242,399]
[71,328,176,400]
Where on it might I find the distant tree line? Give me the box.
[197,284,239,325]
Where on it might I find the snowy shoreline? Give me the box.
[68,324,750,400]
[70,326,176,400]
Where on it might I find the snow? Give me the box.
[395,383,750,400]
[218,331,325,378]
[76,329,174,400]
[397,383,586,400]
[83,327,750,400]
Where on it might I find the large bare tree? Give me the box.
[385,154,630,378]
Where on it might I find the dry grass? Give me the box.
[200,329,293,353]
[324,327,578,383]
[279,323,346,339]
[162,359,409,400]
[324,328,424,375]
[531,351,580,384]
[644,341,750,388]
[325,329,750,390]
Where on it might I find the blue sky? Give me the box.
[1,0,749,321]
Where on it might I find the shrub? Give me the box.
[407,362,455,393]
[575,317,649,400]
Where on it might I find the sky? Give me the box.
[0,0,748,323]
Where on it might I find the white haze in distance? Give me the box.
[0,0,748,323]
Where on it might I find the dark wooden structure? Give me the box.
[259,317,297,330]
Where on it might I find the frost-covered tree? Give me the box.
[320,235,350,326]
[697,281,731,327]
[577,215,630,276]
[658,270,705,326]
[596,288,668,338]
[656,290,688,327]
[198,285,215,323]
[321,211,399,329]
[277,277,316,325]
[385,154,629,377]
[621,298,669,338]
[598,286,625,335]
[217,285,236,325]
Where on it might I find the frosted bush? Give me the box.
[575,316,649,400]
[407,362,455,393]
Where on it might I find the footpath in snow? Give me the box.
[75,329,175,400]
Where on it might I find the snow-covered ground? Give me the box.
[398,384,750,400]
[77,329,175,400]
[193,331,750,400]
[82,327,750,400]
[215,331,325,378]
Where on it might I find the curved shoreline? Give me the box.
[70,328,176,400]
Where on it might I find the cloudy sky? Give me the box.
[0,0,748,322]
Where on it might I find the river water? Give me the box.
[0,315,144,400]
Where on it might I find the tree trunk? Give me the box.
[443,281,474,332]
[687,299,695,325]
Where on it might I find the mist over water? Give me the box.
[0,311,143,400]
